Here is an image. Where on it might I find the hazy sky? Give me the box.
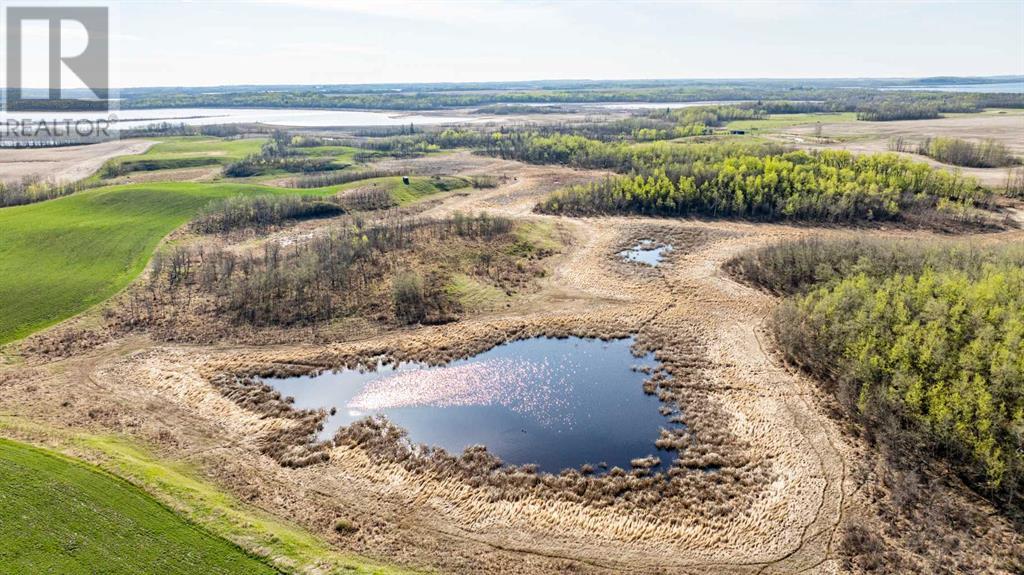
[11,0,1024,88]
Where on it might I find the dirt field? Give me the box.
[2,151,1021,574]
[0,139,153,183]
[773,111,1024,187]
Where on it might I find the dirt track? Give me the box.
[2,152,1021,574]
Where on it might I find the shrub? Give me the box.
[392,272,427,324]
[919,137,1018,168]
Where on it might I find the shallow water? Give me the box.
[263,337,678,473]
[878,82,1024,94]
[0,107,485,129]
[619,240,672,266]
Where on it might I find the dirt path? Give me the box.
[2,153,1020,574]
[0,139,153,183]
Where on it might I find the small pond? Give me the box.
[619,239,673,267]
[263,336,678,473]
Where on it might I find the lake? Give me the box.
[0,107,486,129]
[879,82,1024,94]
[263,336,678,473]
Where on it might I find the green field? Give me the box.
[723,112,858,133]
[293,144,362,161]
[0,176,468,344]
[97,136,266,178]
[0,438,277,574]
[99,138,368,181]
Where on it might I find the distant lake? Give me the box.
[510,100,757,110]
[880,82,1024,94]
[0,107,486,129]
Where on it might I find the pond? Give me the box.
[262,336,678,473]
[619,239,672,266]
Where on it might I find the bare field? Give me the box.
[2,153,1022,574]
[773,112,1024,187]
[0,139,154,183]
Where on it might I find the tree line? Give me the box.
[727,239,1024,506]
[0,176,97,208]
[119,85,1024,113]
[918,137,1018,168]
[190,194,345,234]
[533,147,988,223]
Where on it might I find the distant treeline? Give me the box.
[118,86,1024,115]
[727,239,1024,506]
[119,122,261,139]
[736,94,1024,121]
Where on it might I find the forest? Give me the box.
[534,148,988,223]
[727,239,1024,506]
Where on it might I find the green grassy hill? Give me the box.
[97,136,266,178]
[0,176,467,344]
[0,438,278,574]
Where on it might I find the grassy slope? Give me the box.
[96,136,264,177]
[0,176,466,344]
[0,424,417,575]
[0,182,270,344]
[0,438,277,575]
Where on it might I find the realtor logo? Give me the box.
[4,6,110,111]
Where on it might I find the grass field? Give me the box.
[0,176,469,344]
[293,144,362,161]
[0,438,277,574]
[97,136,265,178]
[724,112,858,133]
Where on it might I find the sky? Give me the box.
[7,0,1024,88]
